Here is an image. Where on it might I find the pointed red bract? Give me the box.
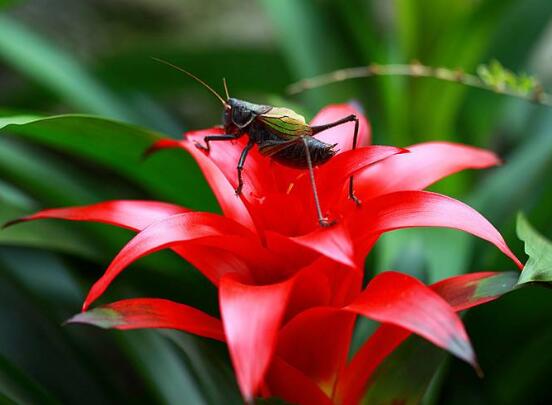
[146,136,257,233]
[278,308,356,393]
[184,128,288,211]
[354,142,500,200]
[346,190,522,268]
[219,274,294,401]
[287,146,408,228]
[68,298,225,341]
[346,271,477,367]
[266,358,333,405]
[5,200,190,231]
[4,200,263,287]
[338,271,519,404]
[291,223,355,268]
[83,212,261,310]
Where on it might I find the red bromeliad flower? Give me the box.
[8,104,523,404]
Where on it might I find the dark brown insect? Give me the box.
[154,58,360,227]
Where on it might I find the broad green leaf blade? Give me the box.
[97,47,291,96]
[163,331,242,405]
[0,247,213,404]
[361,335,445,405]
[0,353,59,405]
[0,115,216,210]
[516,213,552,285]
[0,16,137,122]
[259,0,354,110]
[0,200,100,259]
[0,137,99,206]
[114,330,209,405]
[0,257,122,404]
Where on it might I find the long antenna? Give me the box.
[151,57,226,106]
[223,78,230,100]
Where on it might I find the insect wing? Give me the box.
[258,138,301,157]
[259,107,313,138]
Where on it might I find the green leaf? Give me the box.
[0,0,18,9]
[96,47,291,96]
[114,331,210,405]
[0,137,99,206]
[0,199,100,259]
[259,0,354,110]
[516,213,552,285]
[362,336,445,405]
[163,331,242,405]
[0,114,216,211]
[0,16,138,122]
[0,353,59,405]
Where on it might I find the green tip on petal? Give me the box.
[1,217,26,229]
[64,308,123,329]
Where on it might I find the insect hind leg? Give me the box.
[301,136,335,227]
[348,116,361,205]
[311,114,362,206]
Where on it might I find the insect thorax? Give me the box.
[225,98,271,130]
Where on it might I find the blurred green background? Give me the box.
[1,0,552,404]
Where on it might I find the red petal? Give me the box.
[285,257,363,322]
[266,357,333,405]
[309,104,371,152]
[184,128,280,195]
[272,260,363,392]
[83,212,258,310]
[291,223,355,268]
[284,146,408,230]
[278,308,356,394]
[347,190,523,268]
[345,271,477,367]
[146,136,257,233]
[219,275,293,401]
[67,298,225,341]
[337,271,517,404]
[6,200,261,287]
[354,142,500,200]
[317,146,408,187]
[5,200,190,231]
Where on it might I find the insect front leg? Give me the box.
[235,139,255,195]
[301,136,335,227]
[194,133,242,152]
[311,114,361,206]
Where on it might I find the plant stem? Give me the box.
[287,62,552,107]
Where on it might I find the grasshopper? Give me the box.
[154,58,360,227]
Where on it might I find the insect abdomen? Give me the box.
[271,137,337,168]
